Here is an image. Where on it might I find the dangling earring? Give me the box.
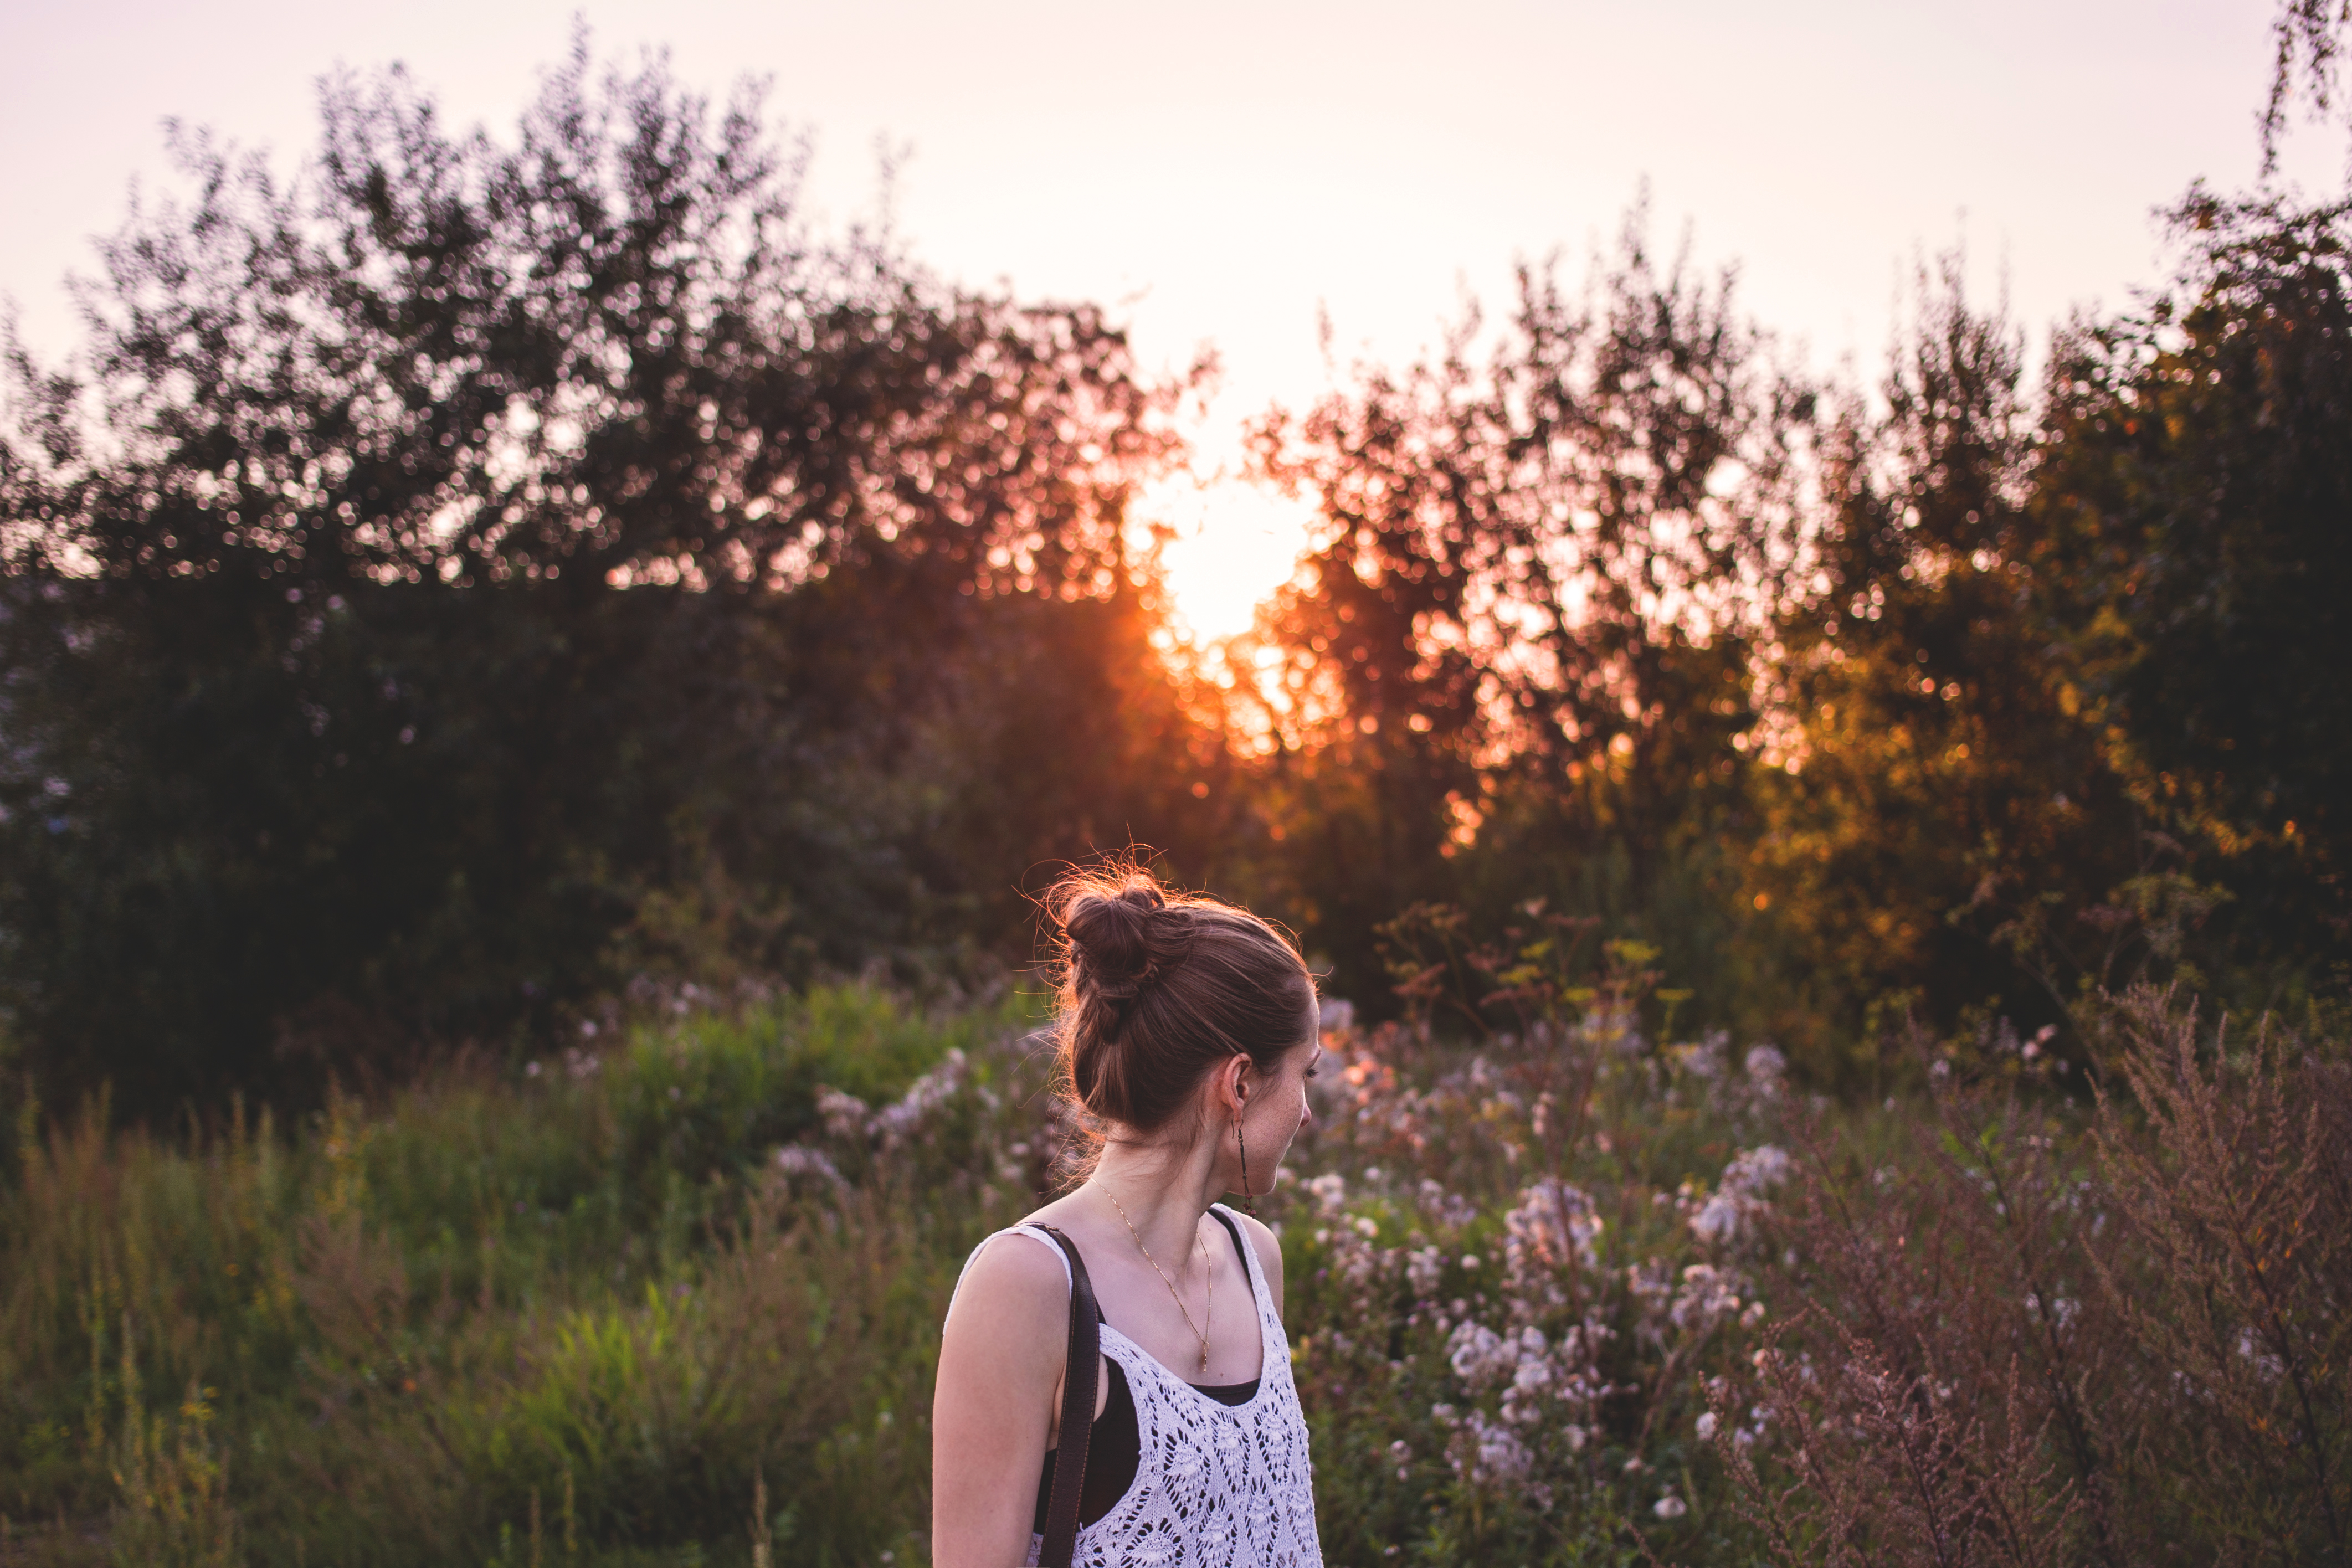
[1235,1115,1258,1217]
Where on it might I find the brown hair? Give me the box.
[1049,866,1314,1139]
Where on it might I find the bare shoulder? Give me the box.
[1230,1209,1287,1313]
[942,1230,1070,1350]
[933,1227,1070,1566]
[945,1232,1077,1382]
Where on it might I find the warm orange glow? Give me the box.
[1149,476,1317,646]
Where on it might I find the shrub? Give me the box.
[1714,988,2352,1567]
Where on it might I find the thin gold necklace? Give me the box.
[1102,1187,1213,1377]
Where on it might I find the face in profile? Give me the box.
[1233,994,1321,1194]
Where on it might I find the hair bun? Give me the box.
[1045,862,1313,1139]
[1061,877,1169,997]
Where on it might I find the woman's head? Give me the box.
[1050,866,1316,1148]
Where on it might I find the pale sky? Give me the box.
[2,1,2335,635]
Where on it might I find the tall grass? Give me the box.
[1711,991,2352,1567]
[1,985,1036,1566]
[1,968,2344,1566]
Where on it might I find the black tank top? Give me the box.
[1031,1210,1262,1532]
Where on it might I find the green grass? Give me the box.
[3,980,2345,1567]
[0,972,1801,1567]
[0,985,1041,1567]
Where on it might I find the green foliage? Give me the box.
[1719,987,2352,1568]
[0,983,1031,1566]
[1238,207,1794,1014]
[6,25,2350,1113]
[1246,188,2352,1076]
[0,42,1217,1116]
[4,964,2349,1566]
[2031,187,2352,1017]
[1739,253,2133,1073]
[106,1352,239,1568]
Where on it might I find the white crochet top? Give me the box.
[952,1205,1324,1568]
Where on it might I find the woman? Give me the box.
[932,869,1325,1568]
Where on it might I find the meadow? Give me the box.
[1,939,2344,1568]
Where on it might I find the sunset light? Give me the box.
[1150,476,1319,646]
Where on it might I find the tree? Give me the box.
[1743,258,2137,1069]
[2032,188,2352,1014]
[1247,213,1801,1010]
[0,42,1203,1112]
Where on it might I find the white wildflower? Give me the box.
[773,1144,847,1189]
[870,1049,967,1147]
[816,1086,869,1140]
[1447,1322,1508,1389]
[1689,1144,1791,1244]
[1688,1191,1743,1245]
[1406,1246,1445,1298]
[1671,1263,1746,1330]
[1674,1034,1729,1079]
[1306,1172,1349,1216]
[1449,1410,1533,1487]
[1416,1178,1477,1229]
[1504,1178,1603,1287]
[1725,1144,1792,1193]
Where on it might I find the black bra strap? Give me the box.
[1034,1226,1099,1568]
[1209,1206,1253,1286]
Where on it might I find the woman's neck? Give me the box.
[1084,1136,1225,1262]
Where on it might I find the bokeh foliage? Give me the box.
[0,44,1229,1114]
[1,32,2347,1115]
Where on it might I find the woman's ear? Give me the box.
[1221,1052,1251,1116]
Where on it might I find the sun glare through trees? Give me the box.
[1148,475,1317,646]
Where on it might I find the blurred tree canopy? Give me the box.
[2032,188,2352,1002]
[0,45,1228,1112]
[1246,199,2350,1069]
[3,37,2347,1118]
[1236,215,1801,1012]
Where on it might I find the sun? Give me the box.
[1149,477,1319,645]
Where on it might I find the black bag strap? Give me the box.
[1208,1206,1252,1285]
[1034,1225,1100,1568]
